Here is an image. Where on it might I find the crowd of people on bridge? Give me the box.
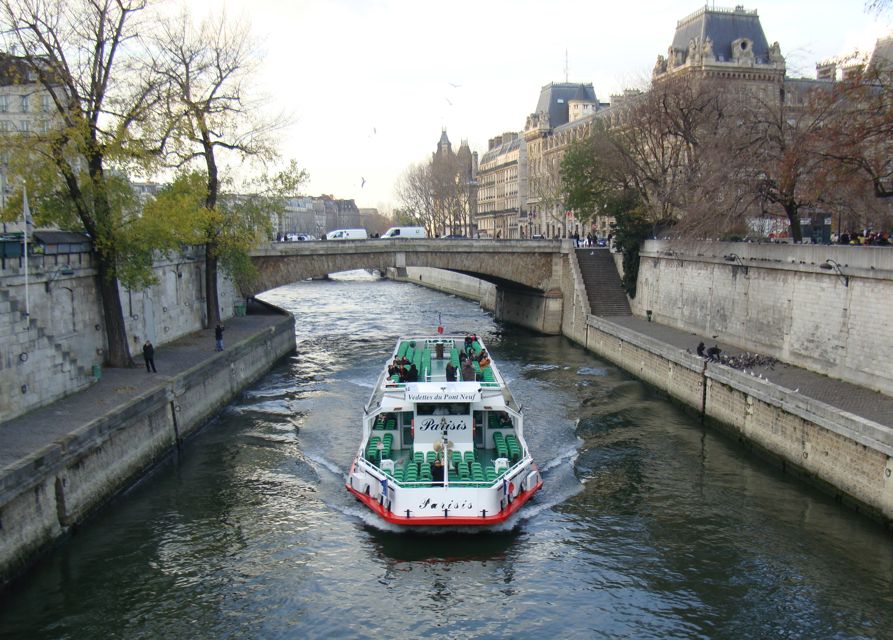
[833,230,890,246]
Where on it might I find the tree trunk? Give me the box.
[205,248,220,327]
[95,253,134,368]
[785,204,803,243]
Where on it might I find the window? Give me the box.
[20,120,30,133]
[20,95,29,113]
[0,96,7,112]
[42,95,51,113]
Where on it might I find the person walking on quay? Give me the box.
[142,340,157,373]
[215,323,225,351]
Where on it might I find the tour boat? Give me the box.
[346,335,542,526]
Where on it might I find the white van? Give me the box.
[326,228,368,240]
[381,226,427,239]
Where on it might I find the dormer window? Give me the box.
[731,37,755,62]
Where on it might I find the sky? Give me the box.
[186,0,892,213]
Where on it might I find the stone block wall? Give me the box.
[0,312,295,584]
[631,241,893,395]
[0,254,239,423]
[392,266,498,312]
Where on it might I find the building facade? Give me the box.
[476,132,527,239]
[277,195,362,239]
[522,82,605,239]
[0,53,60,216]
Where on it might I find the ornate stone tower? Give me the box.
[652,5,785,84]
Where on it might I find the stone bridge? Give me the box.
[248,239,571,333]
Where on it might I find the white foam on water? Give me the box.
[577,367,609,377]
[538,440,582,473]
[304,451,346,476]
[523,363,561,372]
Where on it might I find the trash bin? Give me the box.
[92,363,102,380]
[234,302,246,317]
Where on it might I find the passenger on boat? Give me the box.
[432,458,445,484]
[461,360,476,382]
[477,350,491,368]
[406,363,419,382]
[499,413,512,427]
[464,334,474,351]
[445,361,457,382]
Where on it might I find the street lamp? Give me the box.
[819,259,849,287]
[723,253,748,275]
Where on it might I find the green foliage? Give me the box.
[3,153,189,289]
[562,135,608,223]
[610,203,652,299]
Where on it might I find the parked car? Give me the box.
[441,233,467,239]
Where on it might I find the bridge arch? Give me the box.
[247,239,569,333]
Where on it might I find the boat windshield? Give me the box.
[416,402,469,416]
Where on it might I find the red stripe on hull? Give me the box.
[345,480,543,527]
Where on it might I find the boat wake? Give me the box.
[537,441,581,473]
[303,451,346,476]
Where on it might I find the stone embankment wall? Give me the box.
[0,252,239,422]
[389,266,565,334]
[402,244,893,524]
[631,241,893,395]
[388,267,497,312]
[0,310,295,584]
[560,244,893,525]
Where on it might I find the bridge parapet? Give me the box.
[247,239,571,295]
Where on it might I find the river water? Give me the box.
[2,273,892,639]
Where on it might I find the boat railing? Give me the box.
[357,453,532,489]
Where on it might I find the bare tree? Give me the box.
[395,161,437,234]
[529,149,567,237]
[152,10,283,325]
[1,0,160,367]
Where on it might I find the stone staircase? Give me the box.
[575,248,631,317]
[0,288,92,422]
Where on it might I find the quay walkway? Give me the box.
[0,301,289,494]
[609,315,893,429]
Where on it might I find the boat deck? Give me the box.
[364,417,525,487]
[384,338,499,386]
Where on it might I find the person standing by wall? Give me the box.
[215,323,225,351]
[142,340,157,373]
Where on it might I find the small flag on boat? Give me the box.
[437,312,443,334]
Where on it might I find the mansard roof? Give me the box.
[534,82,598,129]
[671,5,771,63]
[0,52,33,86]
[438,129,450,146]
[480,135,521,164]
